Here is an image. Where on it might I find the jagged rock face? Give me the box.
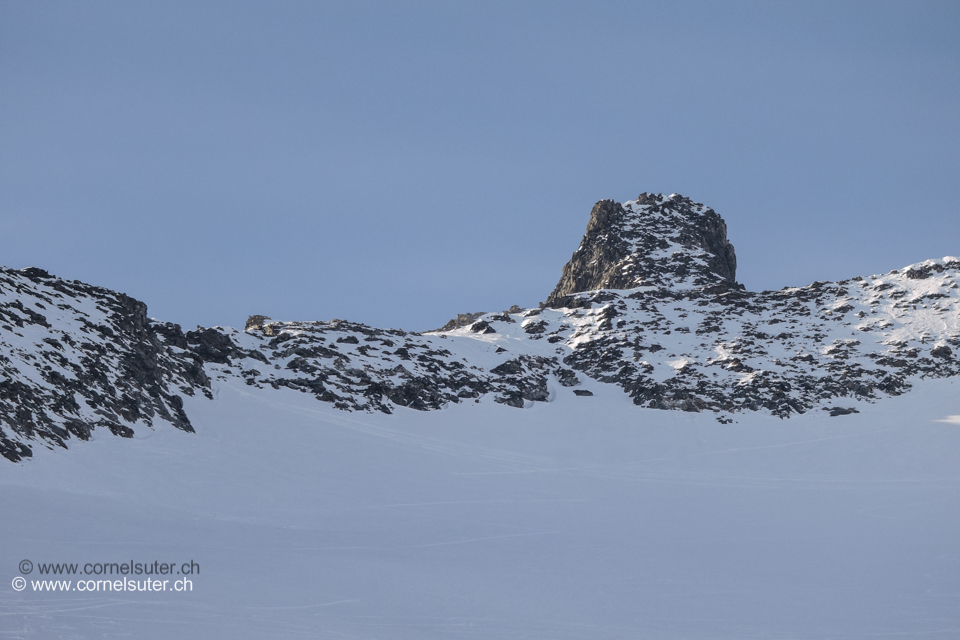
[547,193,737,305]
[245,315,271,331]
[2,191,959,463]
[0,268,208,462]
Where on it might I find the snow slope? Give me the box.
[2,376,960,639]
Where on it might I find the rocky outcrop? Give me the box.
[547,193,738,305]
[245,315,271,331]
[0,268,206,462]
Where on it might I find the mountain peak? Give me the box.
[3,191,958,463]
[546,192,738,305]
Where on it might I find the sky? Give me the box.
[2,1,958,332]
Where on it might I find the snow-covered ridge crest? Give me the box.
[1,195,959,462]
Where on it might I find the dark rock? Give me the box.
[437,312,485,332]
[555,369,581,387]
[470,320,496,334]
[523,321,547,335]
[245,315,271,331]
[186,328,240,364]
[931,345,953,359]
[105,422,135,437]
[154,322,189,349]
[825,407,860,417]
[491,360,523,376]
[64,420,93,441]
[0,434,33,463]
[19,267,53,279]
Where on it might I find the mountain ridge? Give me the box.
[2,192,958,462]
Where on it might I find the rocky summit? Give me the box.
[547,192,738,304]
[2,192,959,461]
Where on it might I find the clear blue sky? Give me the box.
[2,1,958,331]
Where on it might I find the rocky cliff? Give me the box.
[546,193,738,305]
[0,268,206,461]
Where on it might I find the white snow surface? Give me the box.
[2,376,960,639]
